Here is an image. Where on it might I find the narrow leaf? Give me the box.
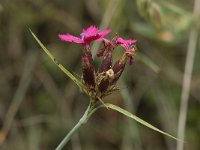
[30,29,87,93]
[104,103,182,141]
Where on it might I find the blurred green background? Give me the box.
[0,0,199,149]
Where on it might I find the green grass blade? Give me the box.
[104,103,182,141]
[29,29,87,93]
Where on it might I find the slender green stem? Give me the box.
[56,102,92,150]
[55,101,106,150]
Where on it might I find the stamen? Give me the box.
[106,69,114,80]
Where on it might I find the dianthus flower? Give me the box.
[58,25,111,47]
[116,37,137,65]
[58,25,137,100]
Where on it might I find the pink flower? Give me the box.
[58,25,111,46]
[117,37,137,51]
[116,37,137,65]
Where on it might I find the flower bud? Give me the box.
[99,52,112,73]
[112,58,126,83]
[98,78,109,94]
[82,52,95,89]
[98,69,114,93]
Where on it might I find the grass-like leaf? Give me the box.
[30,29,87,93]
[104,103,182,141]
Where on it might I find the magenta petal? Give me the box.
[96,38,104,42]
[81,26,111,44]
[84,34,101,43]
[98,29,111,37]
[116,37,125,44]
[96,38,109,42]
[82,25,99,36]
[117,37,137,52]
[131,39,137,44]
[58,34,83,44]
[124,44,130,51]
[117,37,137,45]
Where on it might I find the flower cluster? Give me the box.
[59,25,136,100]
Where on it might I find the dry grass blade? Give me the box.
[176,0,200,149]
[0,52,38,144]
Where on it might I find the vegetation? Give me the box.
[0,0,199,150]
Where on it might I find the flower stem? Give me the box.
[56,103,92,150]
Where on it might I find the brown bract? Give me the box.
[81,35,136,101]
